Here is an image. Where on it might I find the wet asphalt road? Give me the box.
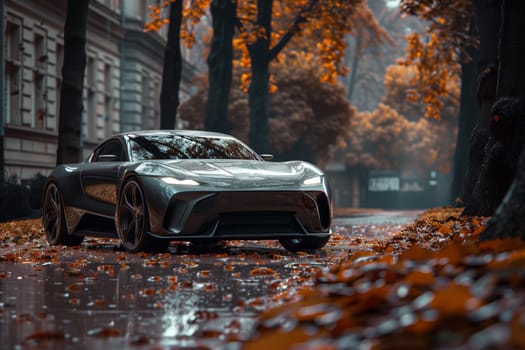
[0,211,420,350]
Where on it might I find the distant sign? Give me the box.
[325,162,346,171]
[368,177,400,192]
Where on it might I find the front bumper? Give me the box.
[140,177,332,240]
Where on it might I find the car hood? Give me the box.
[135,159,323,188]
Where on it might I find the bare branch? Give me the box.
[268,0,318,61]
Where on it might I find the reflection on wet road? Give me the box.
[0,211,419,349]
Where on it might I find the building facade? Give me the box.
[1,0,197,180]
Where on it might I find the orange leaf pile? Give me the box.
[245,207,525,349]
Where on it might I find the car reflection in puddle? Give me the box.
[0,239,346,350]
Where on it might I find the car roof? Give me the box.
[115,130,232,139]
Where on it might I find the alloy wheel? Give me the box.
[117,179,147,252]
[42,182,83,246]
[43,183,62,244]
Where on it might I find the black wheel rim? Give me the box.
[118,181,145,250]
[43,184,62,243]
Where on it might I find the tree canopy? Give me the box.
[230,0,388,88]
[179,54,353,163]
[398,0,473,119]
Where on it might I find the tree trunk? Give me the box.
[480,152,525,240]
[160,0,182,130]
[0,135,4,184]
[248,0,272,153]
[462,0,501,214]
[479,0,525,240]
[346,31,363,102]
[0,0,5,183]
[495,0,525,98]
[451,21,479,204]
[56,0,89,165]
[204,0,236,134]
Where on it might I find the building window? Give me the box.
[33,30,48,129]
[54,43,64,132]
[5,18,22,125]
[33,72,46,129]
[136,0,146,21]
[5,18,21,62]
[153,79,160,127]
[34,31,47,70]
[85,57,97,140]
[141,75,156,130]
[103,63,113,138]
[5,64,21,125]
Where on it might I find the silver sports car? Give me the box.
[42,130,332,252]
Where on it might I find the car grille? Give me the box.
[164,191,330,237]
[214,212,303,236]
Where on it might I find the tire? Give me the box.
[42,182,84,246]
[116,178,165,253]
[279,236,330,252]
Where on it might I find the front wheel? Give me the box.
[279,236,330,252]
[116,178,166,253]
[42,182,84,246]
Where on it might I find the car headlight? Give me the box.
[161,177,200,186]
[303,176,322,185]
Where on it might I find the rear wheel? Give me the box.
[116,178,166,253]
[279,236,330,252]
[42,182,84,246]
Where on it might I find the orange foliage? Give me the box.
[147,1,390,93]
[398,0,474,120]
[178,55,354,164]
[245,207,525,349]
[4,206,525,348]
[341,61,459,175]
[344,103,451,173]
[144,0,210,49]
[233,0,389,91]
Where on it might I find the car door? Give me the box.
[80,139,126,217]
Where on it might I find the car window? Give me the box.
[128,134,260,161]
[91,140,125,162]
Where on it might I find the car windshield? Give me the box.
[128,134,260,161]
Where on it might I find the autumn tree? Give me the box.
[401,0,525,239]
[159,0,183,129]
[0,0,5,182]
[56,0,90,165]
[476,0,525,240]
[148,0,239,133]
[179,54,353,163]
[146,0,209,129]
[345,103,447,175]
[265,54,353,163]
[344,0,409,110]
[204,0,237,133]
[380,64,460,174]
[399,0,472,118]
[451,18,479,204]
[382,64,430,121]
[232,0,379,153]
[149,1,388,154]
[399,0,479,205]
[401,0,525,218]
[460,0,501,213]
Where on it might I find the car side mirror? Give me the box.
[98,154,119,162]
[260,154,273,161]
